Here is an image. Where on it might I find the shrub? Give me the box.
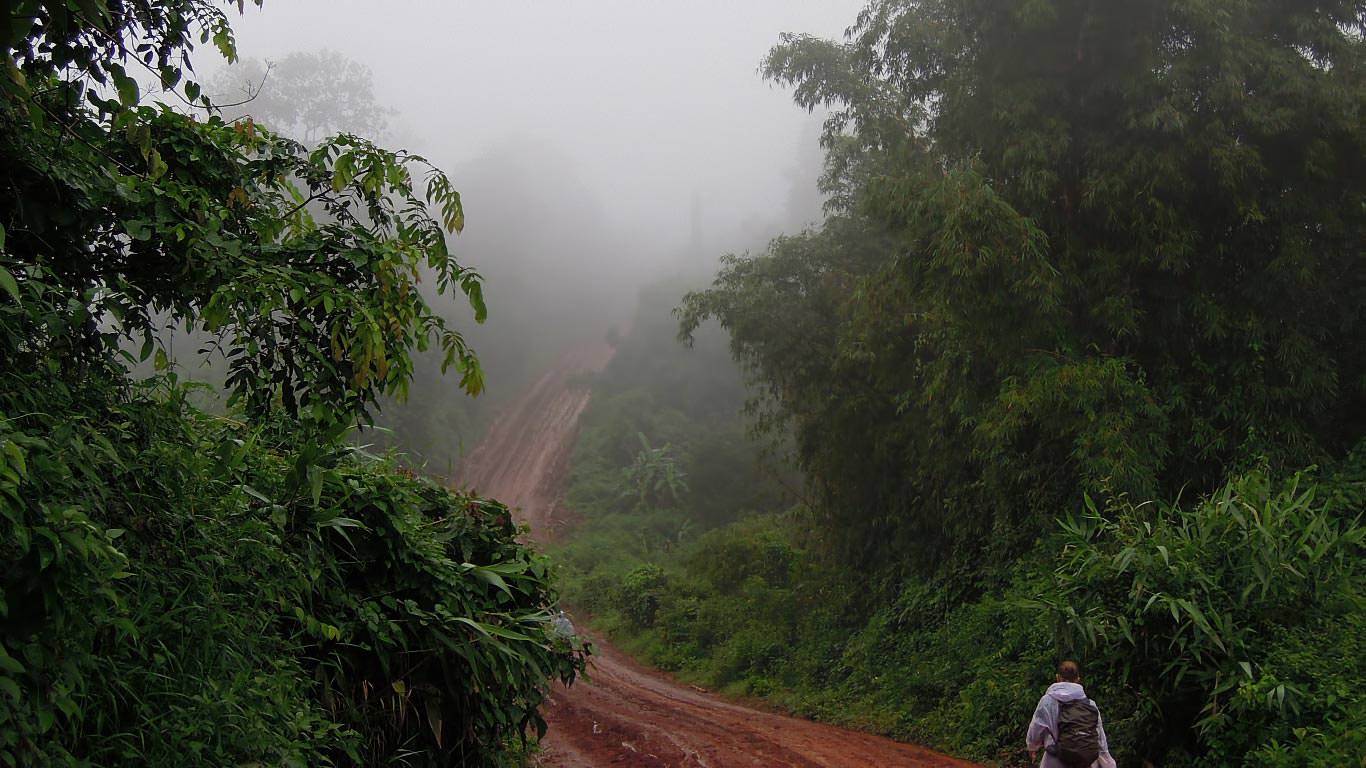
[684,519,797,593]
[616,564,668,629]
[1039,470,1365,765]
[0,376,585,766]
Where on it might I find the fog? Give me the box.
[201,1,862,468]
[225,1,855,253]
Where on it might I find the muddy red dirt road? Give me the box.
[456,342,614,539]
[456,345,981,768]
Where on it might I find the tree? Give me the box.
[622,432,689,510]
[1,3,581,765]
[208,49,392,142]
[2,2,482,428]
[682,0,1366,570]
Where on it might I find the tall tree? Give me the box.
[1,3,481,427]
[682,0,1366,570]
[1,3,587,765]
[208,49,392,142]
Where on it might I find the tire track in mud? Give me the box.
[455,341,613,540]
[455,342,981,768]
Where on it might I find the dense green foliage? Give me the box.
[562,356,1364,766]
[553,281,791,615]
[560,1,1366,766]
[681,0,1366,571]
[0,375,582,765]
[1,2,582,764]
[1044,468,1365,765]
[565,282,788,534]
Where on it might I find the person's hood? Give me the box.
[1047,682,1088,702]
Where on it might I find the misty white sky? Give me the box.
[220,0,864,258]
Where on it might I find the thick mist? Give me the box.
[196,1,860,470]
[224,1,852,251]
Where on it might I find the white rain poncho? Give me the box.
[550,611,575,639]
[1025,682,1117,768]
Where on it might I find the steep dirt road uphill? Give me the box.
[457,344,980,767]
[456,342,614,538]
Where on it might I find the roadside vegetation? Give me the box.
[1,2,582,765]
[556,1,1366,766]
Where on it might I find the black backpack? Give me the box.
[1048,699,1101,767]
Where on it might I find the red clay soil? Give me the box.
[532,639,984,768]
[455,341,614,540]
[456,343,982,768]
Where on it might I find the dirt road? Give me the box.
[456,344,981,768]
[455,341,614,539]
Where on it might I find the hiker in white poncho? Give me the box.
[1026,660,1117,768]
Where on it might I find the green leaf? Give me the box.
[72,0,111,29]
[0,649,24,675]
[184,80,200,102]
[125,123,152,159]
[466,280,486,323]
[6,61,29,96]
[212,25,235,62]
[111,66,139,107]
[124,218,151,240]
[452,616,537,644]
[471,567,512,596]
[332,153,356,192]
[147,149,167,180]
[241,485,272,505]
[158,65,180,90]
[0,265,18,303]
[319,516,366,532]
